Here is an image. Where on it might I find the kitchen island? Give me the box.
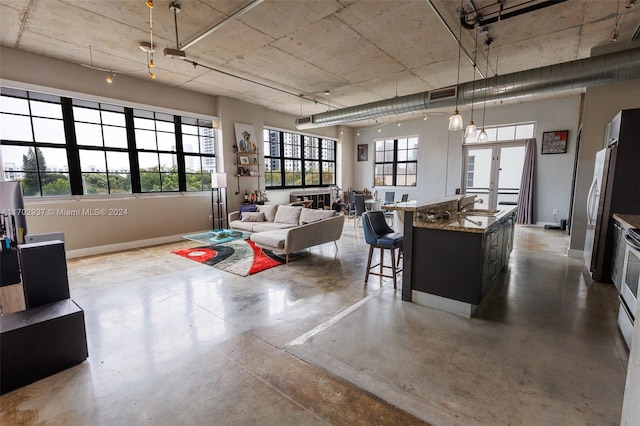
[383,196,517,317]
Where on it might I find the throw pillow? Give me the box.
[257,204,278,222]
[299,208,335,225]
[238,204,258,220]
[241,212,265,222]
[273,205,302,225]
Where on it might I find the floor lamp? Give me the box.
[211,172,228,230]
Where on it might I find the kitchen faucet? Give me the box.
[458,198,483,212]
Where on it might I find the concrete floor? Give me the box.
[0,223,629,425]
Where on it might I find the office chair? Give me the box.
[347,191,356,217]
[383,191,395,224]
[384,191,395,205]
[354,193,366,227]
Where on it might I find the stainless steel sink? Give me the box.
[461,209,501,217]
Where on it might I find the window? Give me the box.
[0,88,70,196]
[465,122,535,144]
[263,129,282,187]
[181,117,216,191]
[134,109,179,192]
[466,155,475,188]
[374,137,417,186]
[263,128,336,189]
[73,99,131,194]
[0,87,217,197]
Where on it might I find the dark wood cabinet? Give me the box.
[412,212,515,308]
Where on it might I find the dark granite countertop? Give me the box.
[613,214,640,229]
[381,196,463,212]
[414,207,518,234]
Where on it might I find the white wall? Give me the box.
[353,95,582,223]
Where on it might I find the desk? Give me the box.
[365,199,382,211]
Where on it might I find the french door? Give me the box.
[463,142,526,210]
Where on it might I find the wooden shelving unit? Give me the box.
[289,191,332,210]
[234,150,261,196]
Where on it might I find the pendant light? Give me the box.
[464,26,479,139]
[448,2,464,131]
[477,37,492,143]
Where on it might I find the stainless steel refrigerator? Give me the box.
[584,108,640,282]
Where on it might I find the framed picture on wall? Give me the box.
[239,156,250,165]
[357,144,368,161]
[541,130,568,154]
[234,122,257,153]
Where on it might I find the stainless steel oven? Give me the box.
[619,228,640,349]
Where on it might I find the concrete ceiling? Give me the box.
[1,0,639,126]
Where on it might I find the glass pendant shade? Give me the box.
[448,110,464,131]
[477,128,488,142]
[465,121,477,138]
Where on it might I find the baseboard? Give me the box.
[66,232,199,259]
[567,248,584,259]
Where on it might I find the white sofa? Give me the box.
[228,205,345,263]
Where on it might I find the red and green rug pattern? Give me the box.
[173,238,292,276]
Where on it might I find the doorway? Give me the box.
[463,142,526,210]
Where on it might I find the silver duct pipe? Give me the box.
[305,47,640,128]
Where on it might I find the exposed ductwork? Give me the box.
[301,47,640,129]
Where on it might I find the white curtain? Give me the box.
[516,138,536,224]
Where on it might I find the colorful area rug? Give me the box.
[173,237,300,277]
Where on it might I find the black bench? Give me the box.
[0,299,88,394]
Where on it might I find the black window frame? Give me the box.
[263,128,336,189]
[0,88,72,197]
[373,136,418,187]
[0,87,217,197]
[71,99,132,195]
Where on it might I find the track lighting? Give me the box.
[611,0,622,42]
[106,73,116,83]
[149,72,156,79]
[149,59,155,67]
[146,0,154,8]
[396,121,401,127]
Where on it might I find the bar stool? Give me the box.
[362,211,403,289]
